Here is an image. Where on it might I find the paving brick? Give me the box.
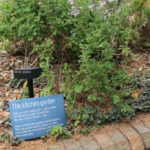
[119,124,144,150]
[94,133,116,150]
[138,115,150,129]
[47,143,65,150]
[138,114,150,122]
[63,140,83,150]
[107,130,130,150]
[79,136,100,150]
[144,121,150,128]
[131,120,150,149]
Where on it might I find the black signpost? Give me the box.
[14,67,42,98]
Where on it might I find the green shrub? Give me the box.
[0,0,149,130]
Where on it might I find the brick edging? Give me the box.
[47,114,150,150]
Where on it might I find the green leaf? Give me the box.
[74,84,83,93]
[113,95,121,104]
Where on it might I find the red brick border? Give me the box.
[47,114,150,150]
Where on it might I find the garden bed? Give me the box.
[0,51,150,149]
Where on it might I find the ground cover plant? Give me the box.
[0,0,150,142]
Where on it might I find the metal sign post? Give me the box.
[14,67,42,98]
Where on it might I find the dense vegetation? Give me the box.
[0,0,150,137]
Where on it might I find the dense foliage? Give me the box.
[0,0,150,135]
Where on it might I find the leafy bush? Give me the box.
[0,0,149,132]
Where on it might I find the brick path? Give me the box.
[45,114,150,150]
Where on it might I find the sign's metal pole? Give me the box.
[28,79,34,98]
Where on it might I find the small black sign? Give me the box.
[14,67,42,79]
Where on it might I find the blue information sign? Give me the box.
[9,94,66,140]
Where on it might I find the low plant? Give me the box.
[49,125,71,140]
